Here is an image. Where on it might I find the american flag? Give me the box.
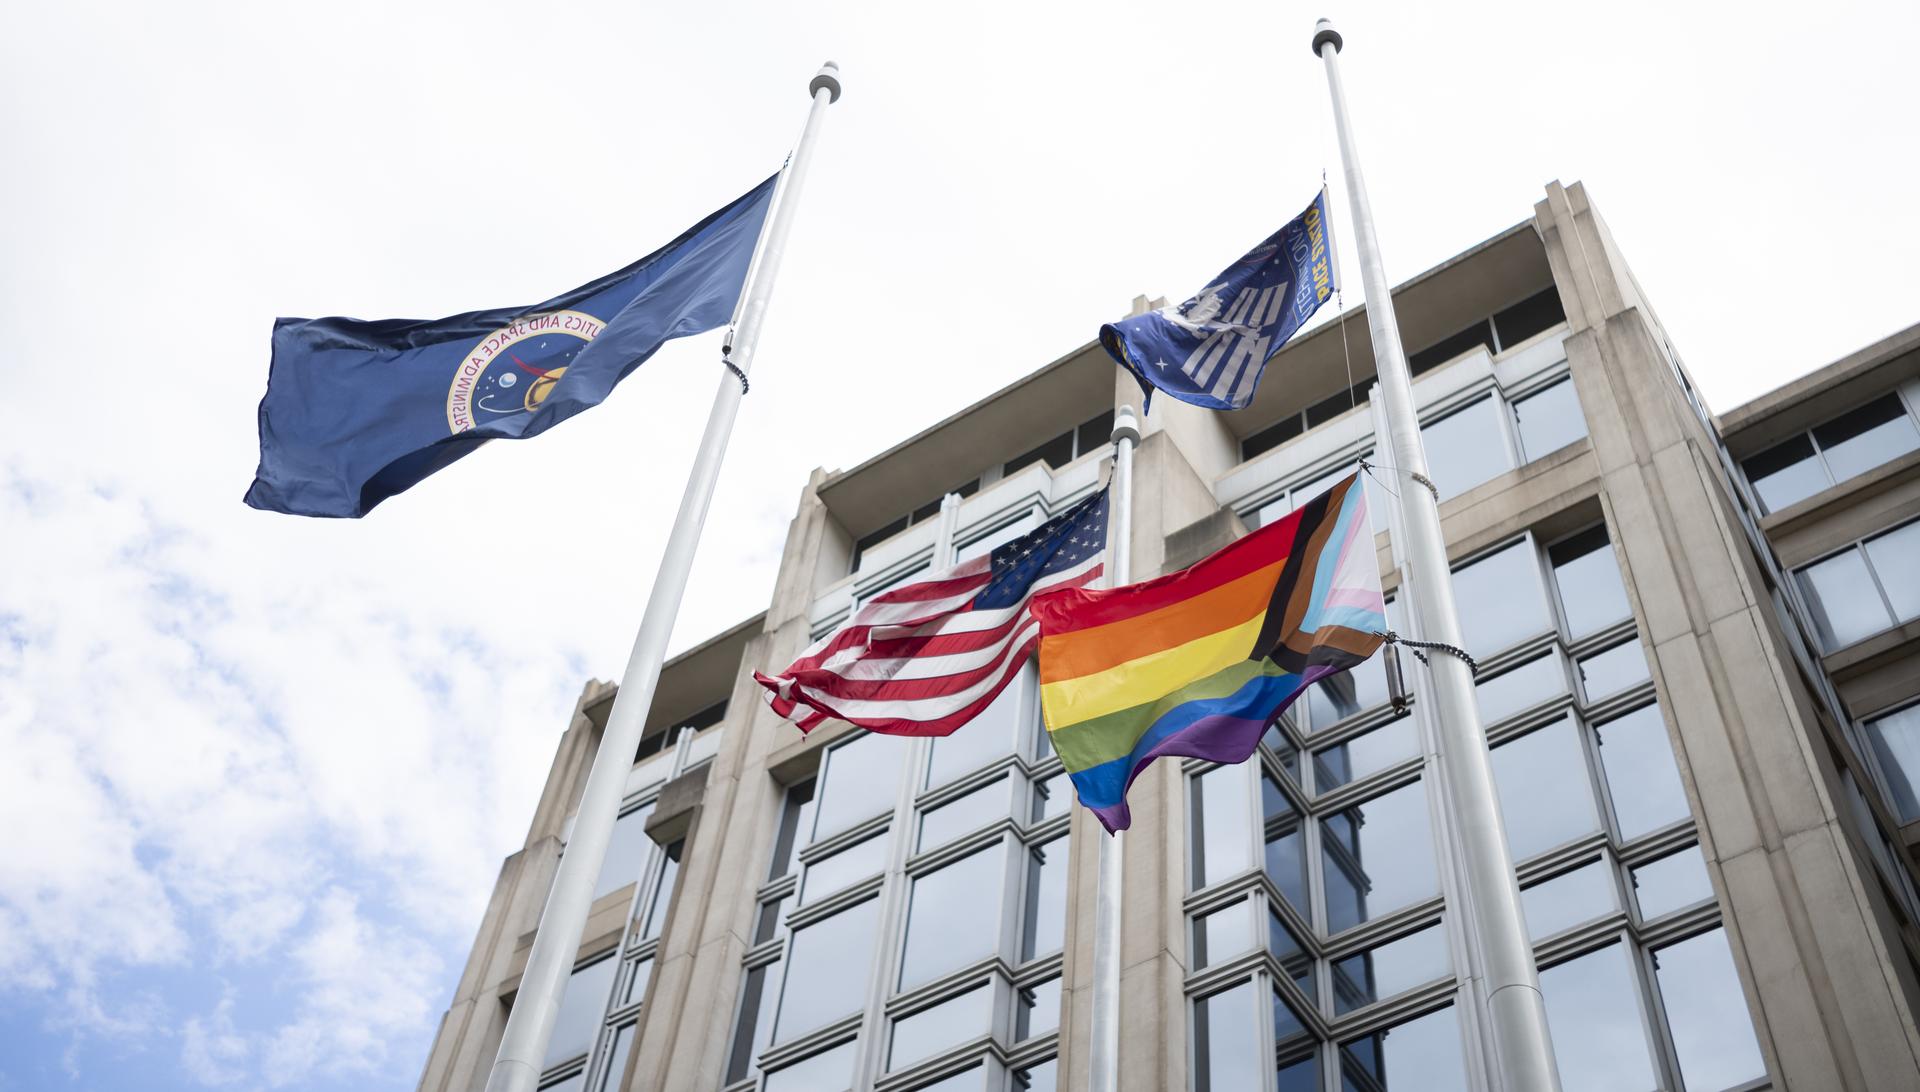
[754,488,1110,736]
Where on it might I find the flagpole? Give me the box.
[1088,403,1138,1092]
[483,61,842,1092]
[1313,20,1562,1092]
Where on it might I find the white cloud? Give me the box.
[0,464,583,1086]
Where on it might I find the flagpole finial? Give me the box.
[1312,18,1343,54]
[1112,405,1142,446]
[810,61,843,102]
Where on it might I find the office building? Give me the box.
[417,181,1920,1092]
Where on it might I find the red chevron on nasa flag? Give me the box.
[754,488,1109,737]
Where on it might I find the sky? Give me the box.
[2,1,1917,1089]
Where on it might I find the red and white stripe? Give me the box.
[754,551,1103,736]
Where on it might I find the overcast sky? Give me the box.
[4,1,1917,1089]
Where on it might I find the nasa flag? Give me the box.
[1100,188,1334,412]
[245,174,777,518]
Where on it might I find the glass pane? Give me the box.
[1273,987,1312,1052]
[1521,860,1617,941]
[1865,520,1920,623]
[593,802,656,900]
[889,984,992,1070]
[1421,396,1513,500]
[539,1074,584,1092]
[1632,845,1714,920]
[1799,548,1894,651]
[1313,716,1419,791]
[1332,921,1451,1014]
[814,733,909,840]
[1266,790,1309,919]
[1194,982,1260,1092]
[1022,835,1069,960]
[1813,393,1920,484]
[1012,1058,1058,1092]
[1452,541,1553,655]
[1490,718,1598,860]
[726,963,774,1082]
[1548,527,1632,641]
[801,833,888,905]
[1309,652,1391,729]
[1193,899,1256,970]
[1017,976,1062,1041]
[593,1021,635,1092]
[1269,910,1315,1003]
[1744,433,1829,513]
[1475,654,1567,725]
[774,899,879,1042]
[619,955,653,1007]
[920,775,1015,851]
[901,843,1007,988]
[1191,763,1255,890]
[1866,705,1920,823]
[1277,1050,1320,1092]
[1654,929,1767,1090]
[928,672,1026,786]
[1597,705,1691,840]
[754,892,794,944]
[762,1040,855,1092]
[1577,641,1651,704]
[1539,945,1658,1092]
[1263,725,1302,784]
[1339,1004,1468,1092]
[1322,779,1440,933]
[1512,379,1588,462]
[769,781,817,881]
[640,839,682,940]
[543,953,617,1068]
[1034,770,1072,821]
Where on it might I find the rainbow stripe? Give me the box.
[1030,472,1386,832]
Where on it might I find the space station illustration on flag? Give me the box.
[755,489,1110,737]
[245,174,777,518]
[1031,472,1385,833]
[1100,188,1335,411]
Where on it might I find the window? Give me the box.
[639,839,681,940]
[1408,318,1496,375]
[900,844,1007,988]
[919,775,1016,851]
[773,898,881,1042]
[813,732,908,839]
[1548,525,1631,640]
[1311,716,1417,790]
[1322,778,1440,933]
[1005,409,1114,476]
[1021,835,1069,960]
[1742,392,1920,512]
[1864,704,1920,823]
[1652,929,1767,1090]
[1475,654,1567,725]
[1596,704,1690,841]
[1520,859,1617,941]
[1538,945,1658,1092]
[1420,395,1511,500]
[1193,982,1261,1092]
[1331,920,1451,1014]
[543,952,617,1069]
[1490,718,1599,860]
[593,802,656,901]
[1796,518,1920,650]
[1193,899,1256,970]
[1339,1004,1469,1091]
[1631,845,1714,920]
[1575,641,1650,704]
[1491,287,1567,348]
[800,833,887,904]
[1191,763,1256,889]
[1511,379,1588,461]
[761,1040,855,1092]
[889,985,992,1071]
[849,479,980,573]
[1452,540,1553,654]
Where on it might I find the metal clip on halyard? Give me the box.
[722,331,749,395]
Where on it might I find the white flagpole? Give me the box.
[484,61,842,1092]
[1088,403,1138,1092]
[1312,21,1562,1091]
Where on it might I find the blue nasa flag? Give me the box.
[1101,188,1335,412]
[245,174,778,518]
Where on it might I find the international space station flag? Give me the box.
[245,175,778,518]
[1031,472,1385,833]
[1100,188,1334,411]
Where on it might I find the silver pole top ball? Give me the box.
[810,61,843,102]
[1112,405,1143,446]
[1312,18,1343,55]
